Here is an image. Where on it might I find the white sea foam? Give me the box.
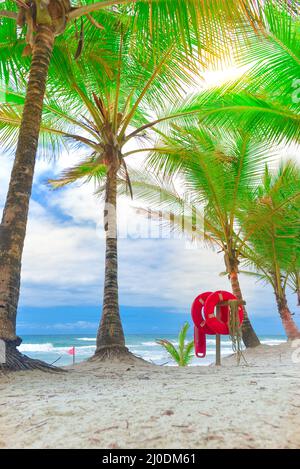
[141,341,159,347]
[18,343,54,352]
[142,339,234,347]
[76,338,96,342]
[53,345,96,355]
[72,345,96,352]
[18,343,96,354]
[261,339,286,345]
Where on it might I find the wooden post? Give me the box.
[215,305,221,366]
[217,300,246,307]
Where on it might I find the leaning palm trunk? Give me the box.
[0,25,55,369]
[275,291,300,340]
[95,162,129,359]
[229,271,261,348]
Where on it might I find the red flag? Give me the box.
[68,346,75,356]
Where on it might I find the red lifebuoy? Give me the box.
[191,292,214,334]
[191,292,213,358]
[204,290,244,335]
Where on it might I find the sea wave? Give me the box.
[18,343,54,352]
[71,345,96,352]
[141,339,236,347]
[141,341,159,347]
[18,336,286,364]
[18,343,96,354]
[142,338,286,347]
[261,339,286,345]
[76,338,96,342]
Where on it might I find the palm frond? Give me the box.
[156,339,180,363]
[49,155,107,188]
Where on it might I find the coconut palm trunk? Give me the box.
[0,25,55,369]
[224,251,260,348]
[228,270,261,348]
[274,290,300,340]
[95,160,129,358]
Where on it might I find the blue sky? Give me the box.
[1,148,300,337]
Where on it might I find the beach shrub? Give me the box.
[156,322,194,367]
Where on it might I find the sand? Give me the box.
[0,341,299,449]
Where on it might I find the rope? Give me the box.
[228,300,247,366]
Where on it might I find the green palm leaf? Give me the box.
[156,322,194,366]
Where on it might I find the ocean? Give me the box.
[18,334,286,367]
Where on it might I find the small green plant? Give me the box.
[156,322,194,367]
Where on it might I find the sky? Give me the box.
[1,68,300,337]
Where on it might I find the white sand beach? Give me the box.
[0,341,300,449]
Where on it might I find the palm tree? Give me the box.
[126,128,278,347]
[0,0,265,369]
[241,162,300,339]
